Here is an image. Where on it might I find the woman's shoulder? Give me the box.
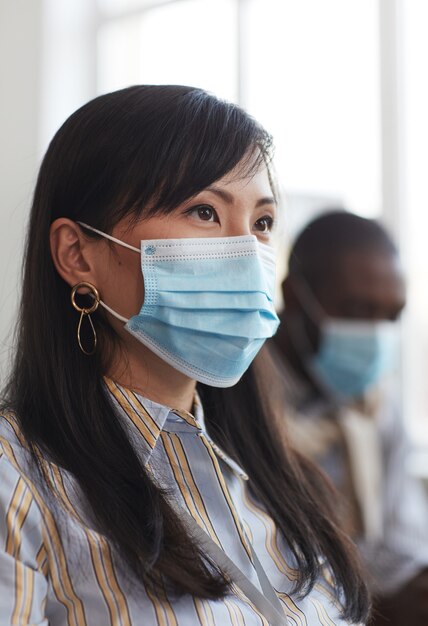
[0,411,50,621]
[0,410,42,500]
[0,410,30,459]
[0,410,52,551]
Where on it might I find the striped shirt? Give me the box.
[0,378,352,625]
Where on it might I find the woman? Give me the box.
[0,85,369,625]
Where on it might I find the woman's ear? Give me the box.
[50,218,99,288]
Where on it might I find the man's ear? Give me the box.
[50,218,99,289]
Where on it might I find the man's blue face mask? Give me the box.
[309,318,398,399]
[78,223,280,387]
[291,278,399,400]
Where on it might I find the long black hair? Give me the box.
[1,85,369,622]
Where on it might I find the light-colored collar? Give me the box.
[104,377,248,480]
[104,377,202,466]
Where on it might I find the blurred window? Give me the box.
[244,0,381,233]
[402,0,428,447]
[96,0,381,235]
[97,0,238,102]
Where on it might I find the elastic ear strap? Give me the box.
[99,300,129,324]
[77,222,140,253]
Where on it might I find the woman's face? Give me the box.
[94,160,277,330]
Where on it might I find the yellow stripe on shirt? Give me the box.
[8,484,32,625]
[36,544,49,577]
[278,593,307,626]
[122,386,164,437]
[160,432,218,541]
[240,482,299,581]
[0,437,88,626]
[198,434,252,560]
[162,432,222,545]
[311,597,337,626]
[21,566,35,625]
[105,379,159,449]
[145,583,179,626]
[49,463,132,626]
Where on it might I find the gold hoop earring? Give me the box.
[70,282,100,356]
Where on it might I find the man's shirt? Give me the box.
[269,344,428,595]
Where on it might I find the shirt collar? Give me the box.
[104,377,202,466]
[104,378,248,480]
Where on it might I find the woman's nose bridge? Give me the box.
[225,215,252,237]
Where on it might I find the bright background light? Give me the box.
[98,0,238,101]
[401,0,428,443]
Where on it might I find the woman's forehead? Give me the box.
[207,160,274,198]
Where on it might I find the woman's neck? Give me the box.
[107,339,197,413]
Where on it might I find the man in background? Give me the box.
[271,211,428,625]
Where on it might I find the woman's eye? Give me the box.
[186,204,219,223]
[254,216,274,233]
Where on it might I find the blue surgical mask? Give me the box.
[309,318,398,399]
[289,277,399,400]
[78,223,280,387]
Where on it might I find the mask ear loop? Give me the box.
[70,282,100,355]
[77,222,140,253]
[98,300,129,324]
[76,222,135,324]
[286,275,341,403]
[288,274,326,325]
[284,274,325,359]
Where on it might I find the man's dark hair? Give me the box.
[289,209,397,287]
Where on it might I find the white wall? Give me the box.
[0,0,98,383]
[39,0,98,150]
[0,0,43,382]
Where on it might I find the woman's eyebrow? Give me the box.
[205,186,234,203]
[205,185,276,208]
[255,196,276,208]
